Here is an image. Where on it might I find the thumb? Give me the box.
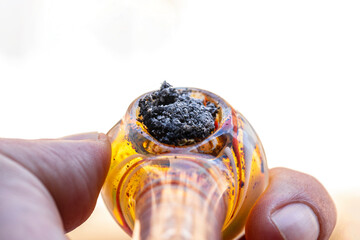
[245,168,336,240]
[0,133,111,240]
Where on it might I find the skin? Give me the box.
[243,168,337,240]
[0,133,336,240]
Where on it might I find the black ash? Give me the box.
[138,82,218,146]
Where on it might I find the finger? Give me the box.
[0,133,111,235]
[245,167,337,240]
[61,132,100,140]
[0,151,66,240]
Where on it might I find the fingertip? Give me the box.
[0,134,113,233]
[55,136,111,231]
[245,168,337,240]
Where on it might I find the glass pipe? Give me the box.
[102,88,269,240]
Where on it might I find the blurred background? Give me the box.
[0,0,359,239]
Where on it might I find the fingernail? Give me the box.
[97,133,108,141]
[271,203,320,240]
[62,132,99,140]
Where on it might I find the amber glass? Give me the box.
[102,88,269,240]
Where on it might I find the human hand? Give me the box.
[0,133,336,240]
[242,168,337,240]
[0,133,111,240]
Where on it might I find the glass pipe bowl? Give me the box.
[102,88,269,240]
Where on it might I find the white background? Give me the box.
[1,0,359,238]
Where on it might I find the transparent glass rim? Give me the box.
[125,87,233,149]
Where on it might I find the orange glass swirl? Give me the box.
[101,88,268,240]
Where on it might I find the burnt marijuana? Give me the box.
[138,82,218,146]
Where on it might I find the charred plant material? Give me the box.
[138,82,218,146]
